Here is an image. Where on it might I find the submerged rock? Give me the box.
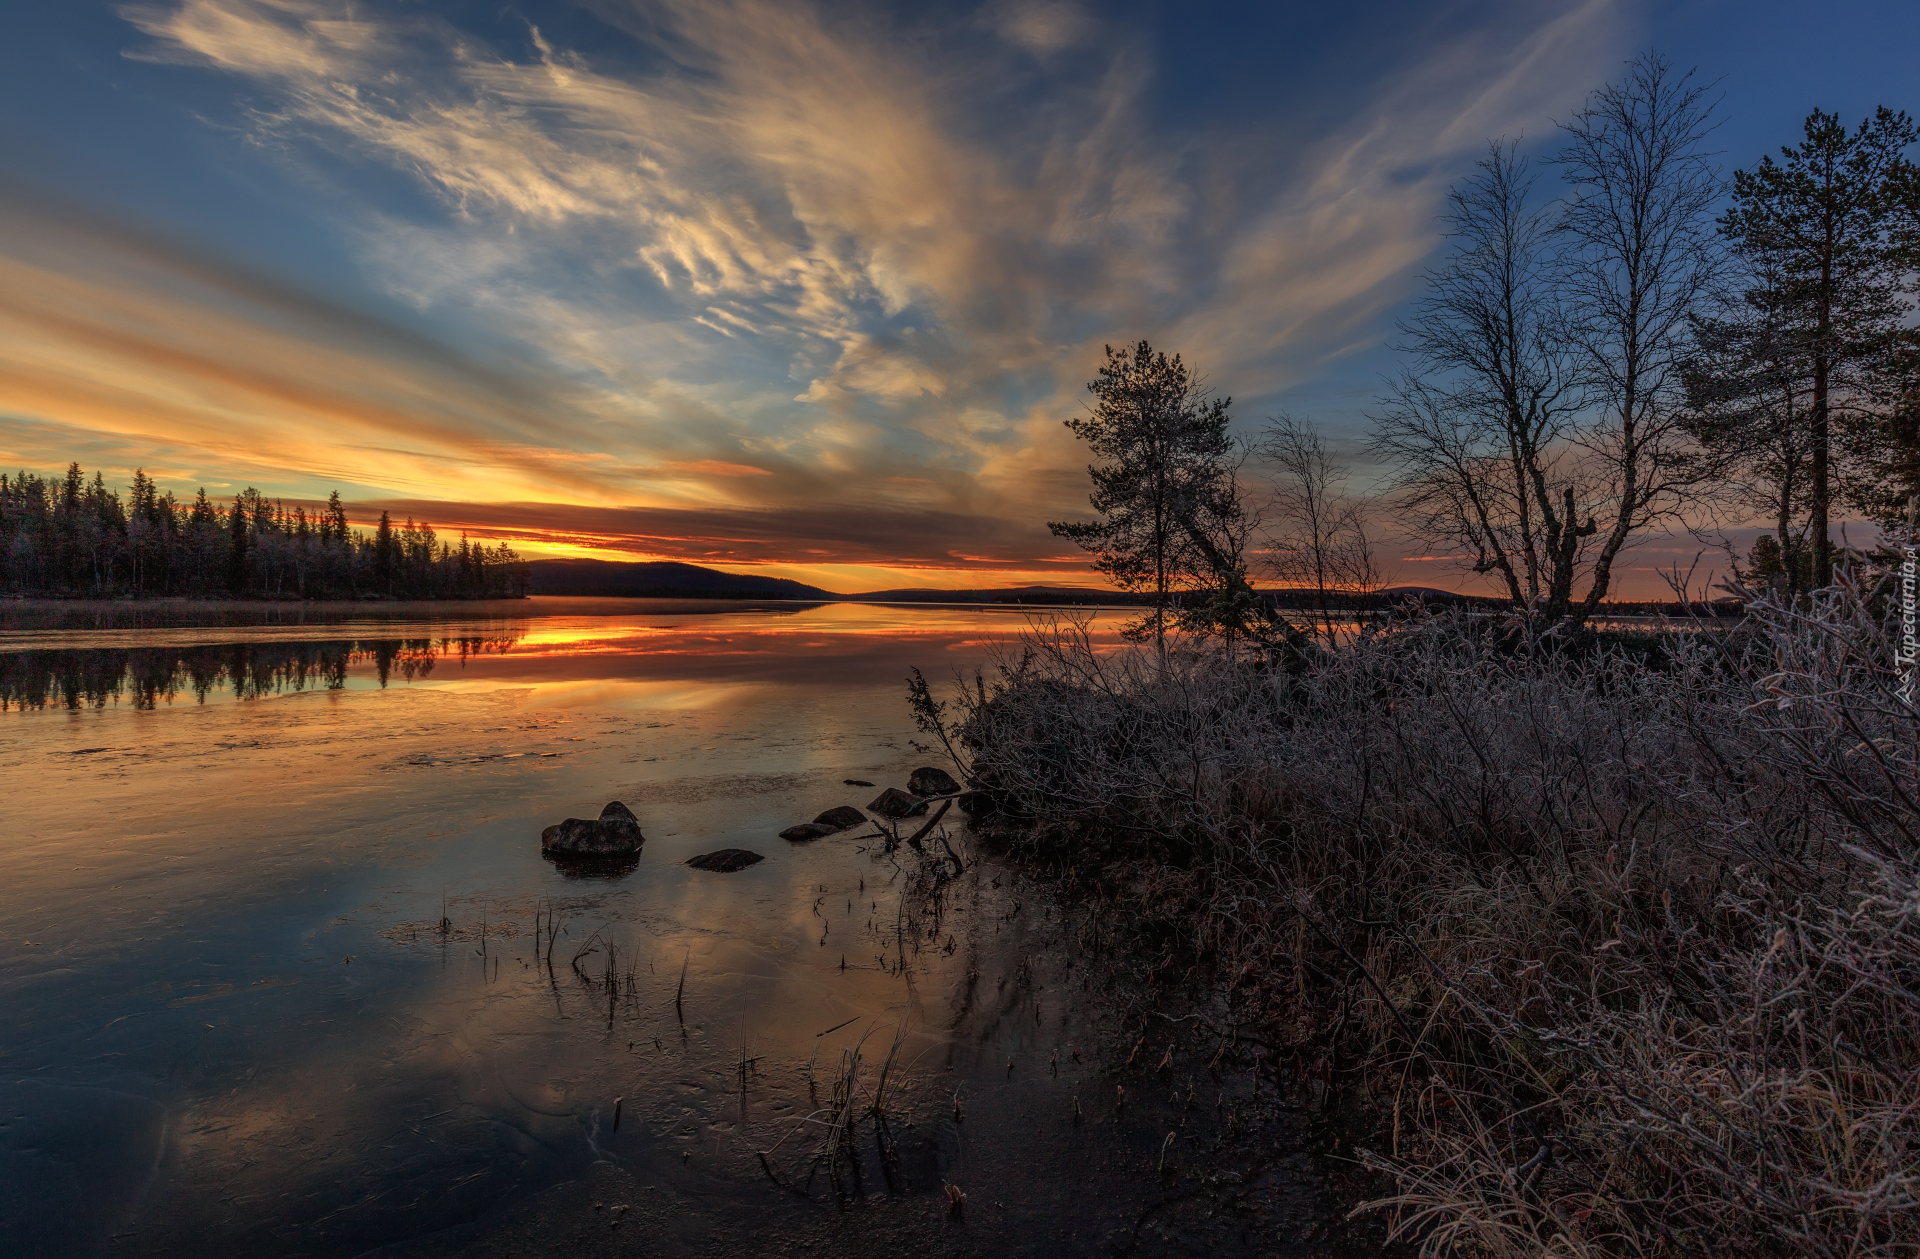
[812,805,868,831]
[867,787,927,819]
[541,801,645,856]
[843,778,874,787]
[779,804,868,842]
[686,848,763,872]
[908,766,962,797]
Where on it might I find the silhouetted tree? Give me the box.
[1720,106,1919,580]
[1375,53,1721,626]
[374,511,395,596]
[1260,416,1382,642]
[1050,340,1237,643]
[1683,259,1820,591]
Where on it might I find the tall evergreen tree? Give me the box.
[373,511,395,596]
[326,490,348,544]
[1720,106,1919,583]
[227,496,250,594]
[1050,341,1237,642]
[1684,258,1819,590]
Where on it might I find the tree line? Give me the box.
[1052,54,1918,639]
[0,465,530,600]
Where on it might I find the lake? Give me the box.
[0,599,1325,1258]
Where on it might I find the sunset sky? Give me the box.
[2,1,1916,594]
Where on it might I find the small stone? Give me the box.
[908,766,962,797]
[812,805,867,831]
[686,849,763,872]
[867,787,927,819]
[779,823,836,842]
[843,779,874,787]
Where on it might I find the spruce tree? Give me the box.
[326,491,348,545]
[227,497,250,595]
[374,510,395,596]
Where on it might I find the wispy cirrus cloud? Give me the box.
[0,0,1632,585]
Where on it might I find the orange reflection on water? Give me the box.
[437,603,1135,691]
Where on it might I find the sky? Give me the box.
[1,0,1916,596]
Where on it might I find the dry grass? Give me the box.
[937,566,1920,1257]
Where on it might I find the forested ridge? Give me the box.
[0,464,529,600]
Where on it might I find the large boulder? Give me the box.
[780,823,837,842]
[687,848,763,872]
[813,805,868,831]
[867,787,928,819]
[908,767,962,797]
[542,801,645,856]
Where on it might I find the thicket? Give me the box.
[0,463,528,600]
[921,560,1918,1257]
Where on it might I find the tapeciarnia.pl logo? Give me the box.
[1900,541,1918,707]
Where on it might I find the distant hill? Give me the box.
[526,564,1687,616]
[528,559,836,600]
[846,584,1123,604]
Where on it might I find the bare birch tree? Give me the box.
[1372,53,1722,628]
[1259,416,1382,643]
[1370,140,1587,617]
[1553,51,1724,620]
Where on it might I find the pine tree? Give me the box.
[1049,341,1238,643]
[1684,259,1820,591]
[1720,106,1919,583]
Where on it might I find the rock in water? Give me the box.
[867,787,927,819]
[541,801,645,856]
[687,849,763,872]
[779,823,837,842]
[908,767,962,797]
[597,801,643,843]
[812,805,867,831]
[843,779,874,787]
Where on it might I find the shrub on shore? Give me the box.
[925,571,1918,1257]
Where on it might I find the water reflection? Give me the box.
[0,602,1172,1259]
[0,633,524,710]
[543,850,643,879]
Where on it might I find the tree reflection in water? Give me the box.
[0,632,525,710]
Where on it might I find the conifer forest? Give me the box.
[0,465,528,600]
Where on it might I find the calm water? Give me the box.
[0,599,1292,1258]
